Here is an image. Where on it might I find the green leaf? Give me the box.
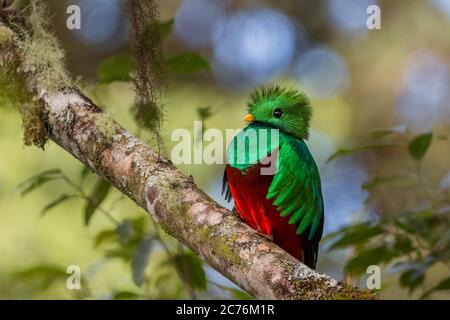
[399,268,425,292]
[112,291,141,300]
[80,165,92,181]
[158,19,174,39]
[41,194,76,215]
[18,169,62,196]
[166,52,210,74]
[97,54,134,84]
[362,175,414,190]
[175,253,207,290]
[195,106,213,144]
[408,133,433,160]
[370,124,407,140]
[393,235,414,255]
[19,169,62,184]
[84,178,111,225]
[114,217,147,246]
[104,248,134,261]
[228,288,253,300]
[329,224,384,250]
[14,265,66,280]
[421,276,450,299]
[394,217,417,234]
[197,106,212,121]
[94,229,117,248]
[370,130,395,140]
[14,265,67,290]
[394,210,439,239]
[116,219,136,244]
[327,144,395,163]
[103,218,148,262]
[436,229,450,249]
[430,276,450,291]
[131,237,153,287]
[345,245,392,276]
[20,177,58,197]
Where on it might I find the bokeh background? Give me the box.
[0,0,450,299]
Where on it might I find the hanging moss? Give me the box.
[15,0,72,90]
[127,0,165,134]
[1,1,72,148]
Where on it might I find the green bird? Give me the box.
[223,86,324,269]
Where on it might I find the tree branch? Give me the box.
[0,23,375,300]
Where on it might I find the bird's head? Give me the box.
[244,85,312,140]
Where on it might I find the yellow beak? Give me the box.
[243,114,255,123]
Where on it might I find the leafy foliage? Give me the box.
[157,18,174,39]
[327,223,384,250]
[327,130,450,298]
[131,237,153,286]
[41,194,77,215]
[18,164,226,298]
[166,52,210,74]
[196,106,213,121]
[362,175,414,190]
[84,178,111,225]
[97,54,134,84]
[408,133,433,160]
[18,169,62,196]
[13,265,68,290]
[327,144,395,163]
[175,253,207,290]
[422,276,450,299]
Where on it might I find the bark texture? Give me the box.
[0,23,375,300]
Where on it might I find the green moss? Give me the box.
[94,113,119,140]
[0,25,14,51]
[214,234,241,266]
[328,288,377,300]
[342,287,377,300]
[289,277,377,300]
[15,1,72,90]
[79,114,120,175]
[1,1,73,148]
[194,222,242,267]
[0,63,25,103]
[20,101,48,148]
[151,177,188,232]
[0,53,48,148]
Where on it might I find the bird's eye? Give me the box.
[273,108,282,118]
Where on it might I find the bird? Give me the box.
[222,85,324,269]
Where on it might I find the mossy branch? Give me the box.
[1,0,71,148]
[0,18,376,299]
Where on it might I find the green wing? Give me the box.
[266,139,324,240]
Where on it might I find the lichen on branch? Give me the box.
[1,0,72,148]
[16,1,71,90]
[0,24,13,50]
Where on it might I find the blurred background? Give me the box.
[0,0,449,299]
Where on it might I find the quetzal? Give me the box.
[222,86,324,269]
